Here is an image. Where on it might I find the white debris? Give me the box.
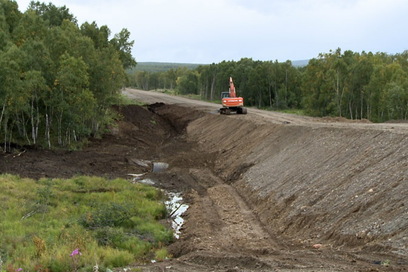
[165,192,189,239]
[128,173,145,179]
[139,179,155,185]
[130,159,152,168]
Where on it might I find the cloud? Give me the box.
[15,0,408,63]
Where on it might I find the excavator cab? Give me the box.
[221,92,230,99]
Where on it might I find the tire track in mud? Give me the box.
[174,181,278,271]
[169,172,372,272]
[191,184,277,254]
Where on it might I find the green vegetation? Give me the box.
[0,174,173,271]
[0,0,135,151]
[127,63,202,91]
[128,67,190,91]
[130,62,201,73]
[128,50,408,123]
[117,93,145,106]
[302,49,408,122]
[276,108,305,116]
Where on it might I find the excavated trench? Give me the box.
[1,101,407,271]
[150,103,408,271]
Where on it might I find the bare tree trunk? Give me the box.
[58,111,63,145]
[258,92,262,108]
[339,86,345,117]
[367,103,370,120]
[0,101,5,126]
[21,112,31,145]
[46,113,51,148]
[360,92,364,119]
[2,117,12,152]
[3,119,7,152]
[66,129,70,146]
[31,97,37,144]
[35,102,40,142]
[210,75,216,101]
[335,70,341,117]
[274,83,279,109]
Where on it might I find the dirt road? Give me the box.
[123,88,408,132]
[1,88,407,271]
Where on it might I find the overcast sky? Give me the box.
[15,0,408,64]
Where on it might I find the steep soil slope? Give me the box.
[187,114,408,257]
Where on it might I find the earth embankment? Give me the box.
[187,113,407,256]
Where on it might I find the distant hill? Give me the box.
[130,62,203,73]
[291,59,309,67]
[129,59,309,73]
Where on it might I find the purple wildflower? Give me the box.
[16,269,23,272]
[70,248,82,257]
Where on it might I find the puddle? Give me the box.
[152,162,169,173]
[165,192,188,239]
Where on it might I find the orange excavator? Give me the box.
[219,77,247,115]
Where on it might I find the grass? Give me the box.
[276,108,306,115]
[117,93,145,106]
[0,174,173,272]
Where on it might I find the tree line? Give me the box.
[0,0,135,151]
[130,62,200,73]
[129,49,408,122]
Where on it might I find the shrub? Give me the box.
[79,203,133,229]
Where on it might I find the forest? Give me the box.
[0,0,135,151]
[129,49,408,123]
[131,62,201,73]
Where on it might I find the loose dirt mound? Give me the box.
[0,104,194,179]
[1,99,407,271]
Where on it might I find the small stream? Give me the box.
[165,192,189,239]
[129,161,188,239]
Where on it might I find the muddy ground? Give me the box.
[1,89,407,272]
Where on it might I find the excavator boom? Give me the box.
[229,77,237,98]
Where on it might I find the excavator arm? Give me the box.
[229,77,237,98]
